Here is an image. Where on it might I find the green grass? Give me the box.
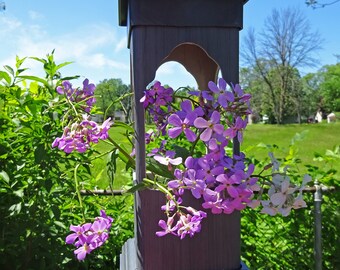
[90,122,340,189]
[91,126,133,189]
[242,122,340,179]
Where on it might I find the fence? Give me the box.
[81,182,339,270]
[240,182,338,270]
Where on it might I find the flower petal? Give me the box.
[270,192,286,206]
[208,81,219,93]
[170,157,183,166]
[200,128,212,142]
[218,78,227,90]
[194,117,208,128]
[184,128,197,142]
[168,114,182,127]
[168,127,183,138]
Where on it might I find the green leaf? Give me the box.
[146,157,174,179]
[0,71,11,84]
[59,75,80,81]
[56,61,73,70]
[113,121,134,133]
[0,171,9,184]
[54,221,67,229]
[124,181,149,194]
[15,56,27,69]
[16,69,28,77]
[29,81,39,95]
[9,202,22,215]
[4,65,14,76]
[13,189,24,198]
[17,75,48,87]
[172,144,190,161]
[29,56,46,64]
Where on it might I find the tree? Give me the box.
[95,78,132,123]
[301,72,323,118]
[306,0,340,8]
[318,63,340,112]
[242,7,322,124]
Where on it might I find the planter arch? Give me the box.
[119,1,247,269]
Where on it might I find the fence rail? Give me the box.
[81,182,338,269]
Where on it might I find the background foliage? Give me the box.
[0,53,339,269]
[241,137,340,269]
[0,54,134,270]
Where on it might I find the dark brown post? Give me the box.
[119,1,247,269]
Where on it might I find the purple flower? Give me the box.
[140,91,155,108]
[196,158,224,184]
[176,212,205,239]
[167,170,185,196]
[65,223,92,246]
[207,78,235,107]
[74,242,94,261]
[176,100,204,120]
[156,216,178,237]
[154,151,182,170]
[56,79,97,113]
[167,113,197,142]
[183,169,206,199]
[52,116,112,154]
[223,116,247,142]
[82,78,96,96]
[205,138,228,161]
[202,188,224,214]
[66,210,113,261]
[56,81,74,96]
[215,173,241,198]
[194,111,224,142]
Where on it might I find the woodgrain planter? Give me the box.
[118,1,247,269]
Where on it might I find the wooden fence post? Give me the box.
[119,1,248,269]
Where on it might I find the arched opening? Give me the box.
[154,61,198,90]
[157,43,221,90]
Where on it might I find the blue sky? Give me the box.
[0,0,339,89]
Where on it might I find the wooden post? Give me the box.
[119,1,247,269]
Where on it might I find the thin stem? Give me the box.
[65,95,79,117]
[107,136,135,169]
[74,163,86,222]
[143,179,174,199]
[175,94,201,106]
[89,149,114,161]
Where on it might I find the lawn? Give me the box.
[90,121,340,190]
[242,122,340,180]
[91,125,134,189]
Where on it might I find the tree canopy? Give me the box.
[241,7,322,124]
[95,78,132,123]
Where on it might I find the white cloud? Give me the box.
[115,37,127,52]
[156,61,177,75]
[28,10,44,20]
[0,16,22,34]
[79,53,129,70]
[0,16,129,83]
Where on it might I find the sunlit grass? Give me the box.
[91,126,133,189]
[242,122,340,178]
[90,121,340,189]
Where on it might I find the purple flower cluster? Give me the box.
[56,79,96,113]
[140,81,174,135]
[156,199,207,239]
[258,154,311,216]
[141,79,263,238]
[65,210,113,261]
[53,78,113,154]
[52,116,112,153]
[166,154,259,216]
